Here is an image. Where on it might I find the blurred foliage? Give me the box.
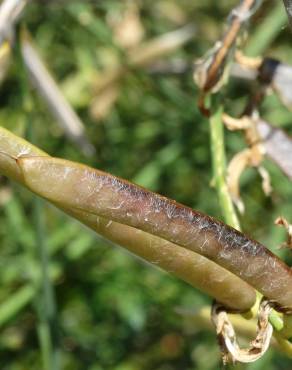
[0,0,292,369]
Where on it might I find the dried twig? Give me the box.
[194,0,261,93]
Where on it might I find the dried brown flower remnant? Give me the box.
[212,299,274,364]
[222,114,272,213]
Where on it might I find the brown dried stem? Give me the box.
[195,0,260,93]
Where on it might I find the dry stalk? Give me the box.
[194,0,261,94]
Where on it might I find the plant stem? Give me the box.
[245,1,287,56]
[209,96,241,230]
[208,97,292,354]
[33,196,60,370]
[18,32,61,367]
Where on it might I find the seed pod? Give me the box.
[18,156,292,311]
[0,126,256,311]
[65,208,256,311]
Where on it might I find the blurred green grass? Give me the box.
[0,0,292,369]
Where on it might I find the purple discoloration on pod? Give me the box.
[19,157,292,312]
[64,208,256,311]
[0,127,257,311]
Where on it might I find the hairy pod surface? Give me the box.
[17,156,292,311]
[64,208,256,311]
[0,127,256,311]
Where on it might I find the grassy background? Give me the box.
[0,0,292,369]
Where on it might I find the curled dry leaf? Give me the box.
[222,113,252,131]
[211,299,274,364]
[227,150,272,214]
[9,153,292,311]
[257,166,272,196]
[234,51,262,70]
[223,114,273,213]
[227,148,251,214]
